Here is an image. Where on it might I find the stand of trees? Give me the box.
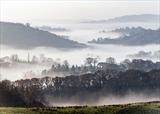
[42,58,160,76]
[0,69,160,107]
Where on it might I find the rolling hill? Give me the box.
[82,14,160,23]
[0,22,86,49]
[89,27,160,45]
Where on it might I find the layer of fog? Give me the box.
[0,63,50,81]
[1,44,159,65]
[47,92,160,107]
[1,22,159,81]
[34,22,159,43]
[1,44,159,81]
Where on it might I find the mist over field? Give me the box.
[47,92,160,106]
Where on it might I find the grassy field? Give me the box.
[0,101,160,114]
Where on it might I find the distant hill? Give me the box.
[107,14,160,23]
[82,14,160,23]
[89,27,160,46]
[0,22,86,49]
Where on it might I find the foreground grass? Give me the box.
[0,101,160,114]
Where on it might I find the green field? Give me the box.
[0,101,160,114]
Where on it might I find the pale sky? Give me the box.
[0,0,160,23]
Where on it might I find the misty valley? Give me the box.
[0,1,160,113]
[0,20,160,107]
[0,21,160,81]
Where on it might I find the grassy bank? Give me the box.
[0,101,160,114]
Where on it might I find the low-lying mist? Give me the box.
[0,64,50,81]
[1,44,159,65]
[46,92,160,107]
[1,44,159,81]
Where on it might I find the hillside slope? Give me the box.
[0,22,86,49]
[89,27,160,45]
